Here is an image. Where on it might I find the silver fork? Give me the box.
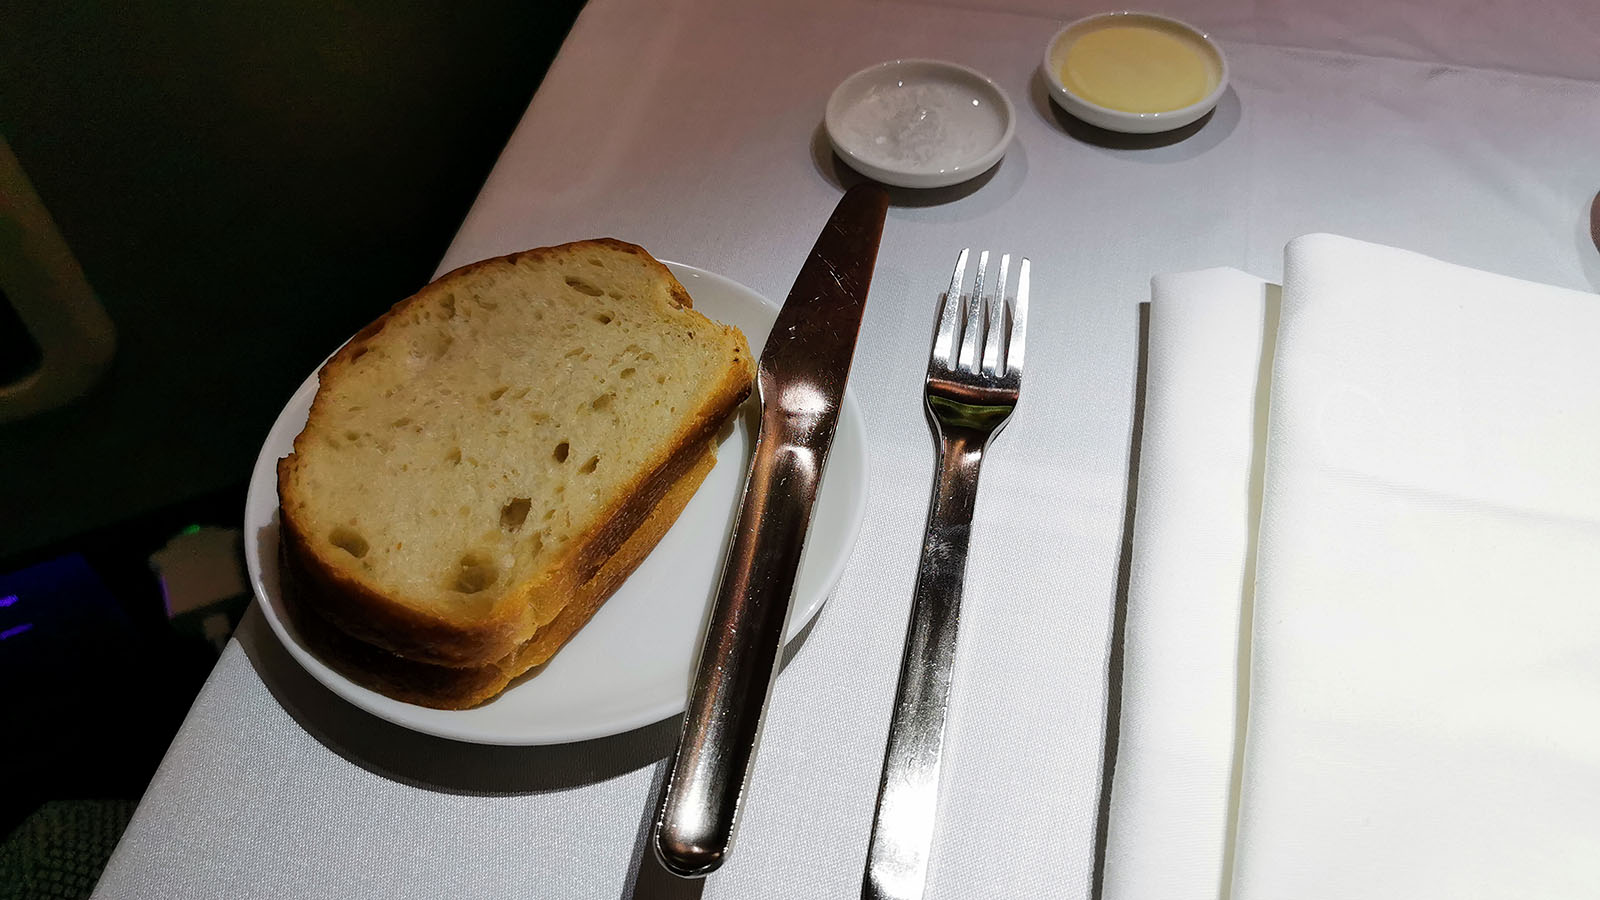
[860,249,1030,900]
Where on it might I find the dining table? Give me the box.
[91,0,1600,897]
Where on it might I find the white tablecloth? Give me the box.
[93,0,1600,897]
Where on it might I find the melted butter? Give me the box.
[1059,24,1214,114]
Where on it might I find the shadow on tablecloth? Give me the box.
[242,601,811,897]
[617,764,707,900]
[234,603,676,795]
[1090,303,1149,900]
[237,594,821,801]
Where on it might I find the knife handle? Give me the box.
[653,412,827,877]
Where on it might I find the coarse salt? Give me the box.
[836,81,1005,172]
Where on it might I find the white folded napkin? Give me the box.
[1109,235,1600,899]
[1237,234,1600,897]
[1102,269,1277,900]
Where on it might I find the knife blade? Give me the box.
[653,182,890,877]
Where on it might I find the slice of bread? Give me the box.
[277,239,753,703]
[281,443,718,709]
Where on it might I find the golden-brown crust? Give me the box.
[281,443,719,709]
[276,239,754,676]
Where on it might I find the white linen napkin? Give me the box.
[1234,234,1600,898]
[1108,234,1600,899]
[1102,269,1277,900]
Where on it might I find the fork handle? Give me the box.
[861,424,988,900]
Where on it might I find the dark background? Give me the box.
[1,0,585,557]
[0,0,586,888]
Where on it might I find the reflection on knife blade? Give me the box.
[653,183,890,878]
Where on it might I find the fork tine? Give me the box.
[981,254,1010,376]
[958,251,988,372]
[1007,258,1029,377]
[932,249,968,370]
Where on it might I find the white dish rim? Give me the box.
[1041,10,1230,134]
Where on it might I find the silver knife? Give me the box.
[653,183,890,877]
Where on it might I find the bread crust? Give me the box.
[276,239,753,679]
[280,445,718,709]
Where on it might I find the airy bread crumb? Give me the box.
[276,239,753,705]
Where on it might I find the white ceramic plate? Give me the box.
[244,262,869,745]
[825,58,1015,189]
